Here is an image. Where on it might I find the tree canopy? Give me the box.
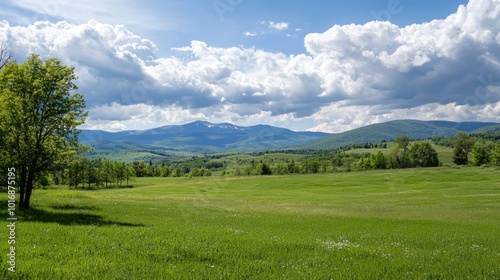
[453,132,475,165]
[409,142,440,167]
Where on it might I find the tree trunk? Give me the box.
[20,170,35,210]
[21,181,34,210]
[20,159,37,210]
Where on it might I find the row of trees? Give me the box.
[453,132,500,166]
[43,158,217,189]
[50,158,134,189]
[217,137,440,176]
[131,160,213,178]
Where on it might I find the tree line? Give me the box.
[447,132,500,166]
[47,157,134,189]
[38,131,500,186]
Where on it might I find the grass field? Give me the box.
[1,167,499,279]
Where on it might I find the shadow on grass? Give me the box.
[19,207,144,227]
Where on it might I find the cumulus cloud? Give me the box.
[1,0,499,132]
[1,20,160,106]
[308,101,500,133]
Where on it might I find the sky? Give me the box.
[0,0,499,133]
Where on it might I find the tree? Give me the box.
[0,54,87,209]
[256,163,272,175]
[371,151,387,169]
[470,143,491,166]
[393,135,411,168]
[453,132,475,165]
[132,161,147,177]
[358,157,370,171]
[272,162,284,175]
[172,167,182,177]
[343,157,354,172]
[159,164,171,177]
[409,142,440,167]
[101,158,115,188]
[286,160,296,174]
[301,160,319,174]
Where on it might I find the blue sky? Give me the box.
[1,0,468,55]
[1,0,498,132]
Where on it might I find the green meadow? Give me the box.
[1,167,499,279]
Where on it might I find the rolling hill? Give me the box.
[296,120,499,150]
[471,123,500,134]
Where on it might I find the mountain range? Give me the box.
[79,120,499,162]
[79,120,329,154]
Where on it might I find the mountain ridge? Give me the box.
[79,120,499,162]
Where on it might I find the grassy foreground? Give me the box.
[1,167,499,279]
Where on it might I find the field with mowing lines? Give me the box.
[1,167,499,279]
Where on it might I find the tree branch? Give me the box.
[0,40,13,70]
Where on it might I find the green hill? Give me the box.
[297,120,497,150]
[471,124,500,134]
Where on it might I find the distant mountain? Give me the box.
[297,120,499,150]
[79,121,330,157]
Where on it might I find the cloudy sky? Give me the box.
[1,0,499,132]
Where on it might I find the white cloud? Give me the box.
[269,21,289,31]
[308,101,500,133]
[1,20,160,107]
[244,31,257,37]
[1,0,499,132]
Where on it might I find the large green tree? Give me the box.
[409,142,440,167]
[452,132,475,165]
[0,54,87,209]
[470,143,491,166]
